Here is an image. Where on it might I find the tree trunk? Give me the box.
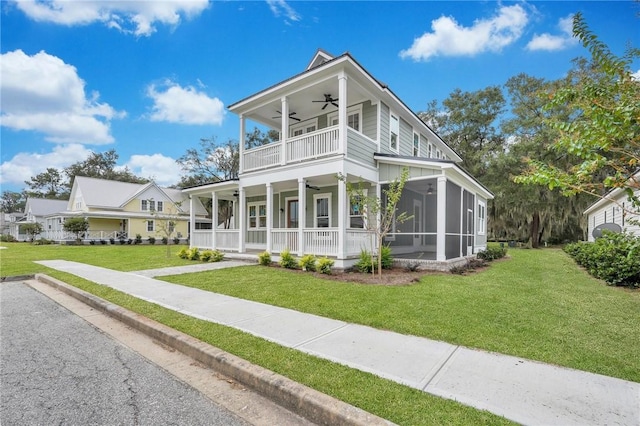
[530,212,540,248]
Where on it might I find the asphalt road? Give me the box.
[0,281,249,426]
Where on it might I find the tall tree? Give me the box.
[420,87,506,179]
[176,137,239,185]
[0,191,26,213]
[516,13,640,215]
[24,168,68,199]
[65,149,148,188]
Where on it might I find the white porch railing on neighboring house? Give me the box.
[243,126,340,172]
[41,230,122,241]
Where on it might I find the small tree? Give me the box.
[338,167,412,277]
[22,222,43,242]
[63,217,89,242]
[151,201,182,258]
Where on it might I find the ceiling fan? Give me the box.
[272,111,301,122]
[312,94,338,110]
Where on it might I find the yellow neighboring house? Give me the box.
[46,176,209,242]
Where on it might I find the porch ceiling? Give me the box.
[245,79,370,130]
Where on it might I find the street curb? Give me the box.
[34,274,394,426]
[1,274,36,283]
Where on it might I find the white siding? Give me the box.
[586,188,640,241]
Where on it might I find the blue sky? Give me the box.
[1,0,639,193]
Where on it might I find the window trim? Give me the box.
[478,201,486,235]
[141,200,148,211]
[289,118,318,137]
[349,189,368,229]
[156,201,164,212]
[389,112,399,153]
[413,131,420,157]
[427,142,433,158]
[247,201,267,229]
[147,220,155,232]
[313,193,332,228]
[327,104,363,132]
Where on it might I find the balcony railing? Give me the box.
[243,126,339,172]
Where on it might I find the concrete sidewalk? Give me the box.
[37,260,640,426]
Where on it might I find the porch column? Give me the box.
[238,187,246,253]
[211,191,218,250]
[338,72,348,155]
[298,178,306,256]
[376,183,382,253]
[337,177,347,259]
[189,195,195,249]
[239,114,245,174]
[460,188,464,258]
[436,176,447,261]
[281,97,288,166]
[266,182,273,253]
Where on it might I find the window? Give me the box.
[328,105,362,131]
[436,148,441,159]
[314,194,331,228]
[478,201,486,235]
[141,200,148,211]
[248,202,267,229]
[413,132,420,156]
[389,113,399,152]
[149,200,156,211]
[427,143,432,158]
[157,201,163,212]
[349,190,367,228]
[147,220,154,232]
[290,119,318,137]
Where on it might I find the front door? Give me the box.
[413,200,422,249]
[287,199,299,228]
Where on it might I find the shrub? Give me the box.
[299,254,317,272]
[100,239,107,245]
[173,237,180,245]
[380,245,393,270]
[317,257,334,275]
[404,261,421,272]
[177,247,189,259]
[355,249,375,273]
[477,246,507,261]
[109,238,115,245]
[119,238,126,245]
[279,249,297,269]
[0,234,17,242]
[162,237,168,245]
[188,247,200,261]
[134,234,142,245]
[450,264,468,275]
[210,250,224,262]
[564,232,640,287]
[33,238,53,246]
[148,236,156,245]
[258,251,272,266]
[200,250,214,262]
[89,240,96,245]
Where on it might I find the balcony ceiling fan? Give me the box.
[272,111,301,122]
[312,94,338,110]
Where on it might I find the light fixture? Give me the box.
[426,183,435,195]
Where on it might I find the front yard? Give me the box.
[2,243,638,425]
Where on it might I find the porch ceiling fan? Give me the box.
[272,111,301,122]
[312,94,338,110]
[305,181,320,191]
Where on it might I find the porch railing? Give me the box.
[303,229,339,256]
[346,230,375,256]
[243,126,340,172]
[272,229,299,253]
[191,230,239,251]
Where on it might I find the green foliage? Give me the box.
[200,250,214,262]
[32,238,53,245]
[188,247,200,261]
[1,234,17,242]
[210,250,224,262]
[173,237,180,245]
[161,237,168,245]
[279,249,297,269]
[148,236,156,245]
[177,247,190,259]
[258,251,272,266]
[298,254,317,272]
[355,249,375,273]
[380,245,393,270]
[317,257,334,275]
[63,217,89,239]
[134,234,142,244]
[477,246,507,262]
[22,222,43,241]
[565,232,640,287]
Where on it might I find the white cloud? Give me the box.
[1,49,123,144]
[526,14,578,51]
[122,153,182,187]
[0,144,92,186]
[400,4,529,61]
[13,0,209,37]
[266,0,300,22]
[631,69,640,81]
[146,81,225,125]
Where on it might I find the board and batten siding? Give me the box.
[475,195,487,248]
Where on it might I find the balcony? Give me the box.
[243,126,340,172]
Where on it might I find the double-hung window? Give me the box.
[478,201,486,235]
[389,113,399,152]
[314,194,331,228]
[413,132,420,156]
[248,202,267,229]
[427,143,432,158]
[147,220,154,232]
[328,105,362,132]
[349,190,367,228]
[156,201,163,212]
[141,200,148,211]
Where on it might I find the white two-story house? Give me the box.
[184,49,493,268]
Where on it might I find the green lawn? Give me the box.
[2,242,638,425]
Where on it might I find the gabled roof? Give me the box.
[25,198,69,217]
[584,170,640,215]
[306,48,335,70]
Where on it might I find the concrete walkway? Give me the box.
[37,260,640,426]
